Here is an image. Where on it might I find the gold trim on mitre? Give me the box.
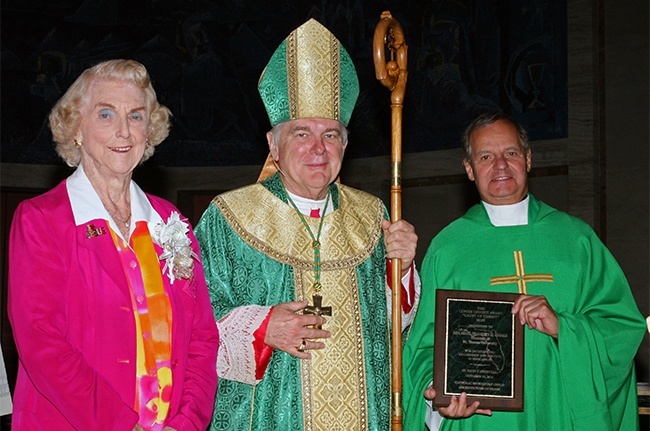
[287,20,340,122]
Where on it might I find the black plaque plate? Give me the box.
[433,289,524,411]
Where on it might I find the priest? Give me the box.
[195,19,420,430]
[402,110,646,430]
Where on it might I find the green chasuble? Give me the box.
[403,195,645,431]
[196,173,391,431]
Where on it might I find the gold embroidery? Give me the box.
[215,184,383,269]
[217,183,381,430]
[289,21,337,121]
[298,267,367,431]
[330,34,340,121]
[490,250,554,294]
[287,30,298,120]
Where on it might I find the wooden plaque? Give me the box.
[433,289,524,411]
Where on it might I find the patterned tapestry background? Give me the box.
[1,0,567,167]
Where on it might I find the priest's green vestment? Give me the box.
[196,173,392,431]
[403,195,645,431]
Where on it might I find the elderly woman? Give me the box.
[8,59,218,431]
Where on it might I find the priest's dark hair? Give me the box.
[462,110,530,162]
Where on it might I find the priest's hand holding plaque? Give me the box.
[432,290,524,412]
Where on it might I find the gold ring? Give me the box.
[297,339,307,352]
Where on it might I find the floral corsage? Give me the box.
[153,212,198,283]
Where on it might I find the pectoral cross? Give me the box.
[303,293,332,329]
[490,250,554,294]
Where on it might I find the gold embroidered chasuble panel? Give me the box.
[215,183,384,430]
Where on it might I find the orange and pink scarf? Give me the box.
[110,221,172,431]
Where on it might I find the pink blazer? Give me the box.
[8,180,219,430]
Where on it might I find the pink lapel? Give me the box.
[76,219,131,300]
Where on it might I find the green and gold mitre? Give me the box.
[258,18,359,127]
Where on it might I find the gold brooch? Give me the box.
[85,224,106,238]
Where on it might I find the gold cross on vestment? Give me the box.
[303,294,332,330]
[490,250,554,294]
